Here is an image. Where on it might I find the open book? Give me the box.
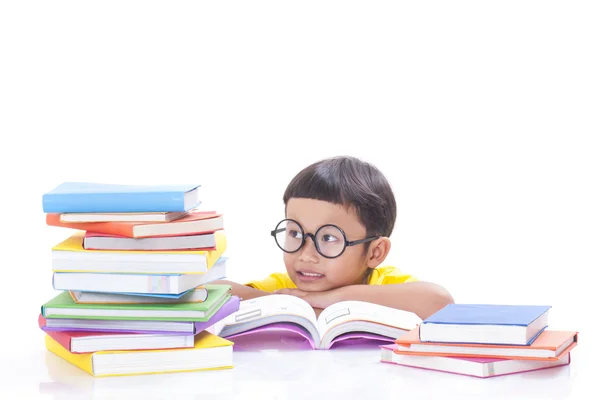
[211,294,422,350]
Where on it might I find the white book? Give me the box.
[45,331,233,377]
[83,232,216,251]
[212,295,422,350]
[51,331,196,353]
[51,231,225,274]
[70,287,209,304]
[53,258,227,295]
[43,318,198,333]
[380,345,571,378]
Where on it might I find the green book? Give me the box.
[41,284,231,322]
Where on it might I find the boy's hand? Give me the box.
[274,287,344,309]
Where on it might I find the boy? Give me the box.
[218,156,454,319]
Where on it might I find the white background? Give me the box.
[0,1,598,397]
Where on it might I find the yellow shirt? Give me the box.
[246,265,417,292]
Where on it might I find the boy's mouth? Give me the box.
[296,270,325,281]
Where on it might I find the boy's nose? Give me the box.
[298,235,320,263]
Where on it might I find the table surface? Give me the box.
[0,330,592,400]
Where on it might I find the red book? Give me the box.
[38,315,194,353]
[46,212,224,238]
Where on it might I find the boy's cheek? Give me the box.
[283,254,295,272]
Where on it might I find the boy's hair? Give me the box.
[283,155,397,256]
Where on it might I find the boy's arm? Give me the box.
[213,280,272,300]
[277,282,453,320]
[339,282,454,320]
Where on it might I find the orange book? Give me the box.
[46,212,223,238]
[394,328,577,361]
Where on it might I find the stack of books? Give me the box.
[381,304,578,378]
[39,182,240,377]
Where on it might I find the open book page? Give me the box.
[212,295,319,342]
[316,301,422,347]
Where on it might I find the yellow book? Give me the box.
[45,331,233,377]
[51,231,226,274]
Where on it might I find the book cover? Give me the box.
[39,296,241,335]
[44,331,233,377]
[41,285,231,322]
[380,344,571,378]
[419,304,551,345]
[395,328,578,361]
[42,182,201,213]
[423,304,552,326]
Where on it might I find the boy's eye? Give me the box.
[288,229,302,239]
[321,234,339,242]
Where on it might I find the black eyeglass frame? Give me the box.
[270,218,380,259]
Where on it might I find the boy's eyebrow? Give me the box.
[284,217,349,233]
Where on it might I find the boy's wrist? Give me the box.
[332,285,354,303]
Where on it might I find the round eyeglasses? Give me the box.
[270,219,380,259]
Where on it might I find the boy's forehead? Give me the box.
[285,198,363,231]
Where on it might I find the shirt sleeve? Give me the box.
[245,272,297,292]
[368,265,419,285]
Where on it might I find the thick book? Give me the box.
[211,295,421,350]
[419,304,551,345]
[51,230,226,274]
[43,328,195,353]
[42,182,201,213]
[39,296,240,335]
[380,344,571,378]
[45,331,233,377]
[46,212,224,238]
[82,231,218,251]
[69,287,209,304]
[395,328,577,361]
[53,257,227,296]
[41,285,231,322]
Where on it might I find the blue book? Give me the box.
[419,304,551,346]
[42,182,201,213]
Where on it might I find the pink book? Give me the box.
[380,344,571,378]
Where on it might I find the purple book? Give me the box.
[38,296,240,335]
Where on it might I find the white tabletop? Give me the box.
[0,329,592,400]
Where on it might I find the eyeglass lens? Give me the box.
[274,219,346,258]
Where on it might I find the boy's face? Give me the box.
[282,198,371,292]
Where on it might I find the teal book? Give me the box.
[41,285,231,322]
[42,182,201,213]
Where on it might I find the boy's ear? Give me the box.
[366,237,391,269]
